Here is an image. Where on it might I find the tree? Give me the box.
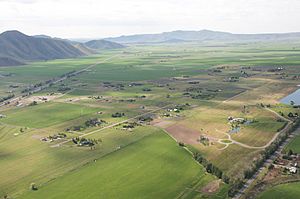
[288,149,294,156]
[291,101,295,106]
[29,101,38,106]
[206,163,213,173]
[30,183,38,190]
[178,142,185,147]
[288,112,294,118]
[222,175,230,184]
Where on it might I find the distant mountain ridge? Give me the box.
[0,30,125,67]
[84,39,125,50]
[0,30,87,66]
[105,30,300,44]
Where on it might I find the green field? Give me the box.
[286,134,300,153]
[258,182,300,199]
[1,102,97,128]
[19,131,228,199]
[285,126,300,154]
[1,42,300,199]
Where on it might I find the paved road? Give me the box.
[215,107,293,151]
[234,124,300,199]
[0,54,119,108]
[52,103,174,147]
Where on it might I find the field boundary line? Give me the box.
[0,54,120,109]
[52,104,174,147]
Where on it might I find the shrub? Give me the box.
[30,183,38,191]
[178,142,185,147]
[29,101,38,106]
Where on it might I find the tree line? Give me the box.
[229,118,300,197]
[192,118,300,197]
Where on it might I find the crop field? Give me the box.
[1,42,300,199]
[1,102,97,128]
[257,182,300,199]
[285,135,300,153]
[0,123,160,197]
[285,123,300,153]
[19,131,229,199]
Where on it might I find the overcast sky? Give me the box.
[1,0,300,39]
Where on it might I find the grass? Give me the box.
[220,139,232,144]
[19,131,224,199]
[257,182,300,199]
[1,41,300,198]
[0,102,97,128]
[285,134,300,153]
[0,124,157,198]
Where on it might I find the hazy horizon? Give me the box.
[1,0,300,39]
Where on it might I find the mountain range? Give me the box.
[2,29,300,67]
[0,30,125,67]
[105,30,300,44]
[85,39,125,50]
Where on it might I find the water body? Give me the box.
[280,88,300,105]
[228,126,241,134]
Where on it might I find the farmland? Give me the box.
[0,41,300,199]
[257,182,300,199]
[20,132,229,199]
[285,134,300,153]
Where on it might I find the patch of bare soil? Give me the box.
[152,119,174,128]
[263,167,282,182]
[64,96,90,102]
[165,124,201,145]
[127,104,138,108]
[201,180,221,194]
[23,95,58,104]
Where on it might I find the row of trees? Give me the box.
[21,78,55,93]
[228,118,300,197]
[72,137,102,147]
[112,112,125,118]
[68,118,106,131]
[21,70,79,94]
[193,152,230,184]
[0,94,14,103]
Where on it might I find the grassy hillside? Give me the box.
[85,39,125,50]
[0,30,86,66]
[105,29,300,44]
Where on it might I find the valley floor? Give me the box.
[1,42,300,199]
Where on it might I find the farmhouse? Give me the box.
[228,116,246,123]
[288,167,297,174]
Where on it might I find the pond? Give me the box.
[228,126,241,134]
[280,88,300,105]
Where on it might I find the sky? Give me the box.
[0,0,300,39]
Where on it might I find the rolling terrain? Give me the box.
[105,29,300,44]
[0,31,125,67]
[0,31,86,66]
[85,39,125,50]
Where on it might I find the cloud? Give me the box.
[0,0,300,38]
[0,0,38,4]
